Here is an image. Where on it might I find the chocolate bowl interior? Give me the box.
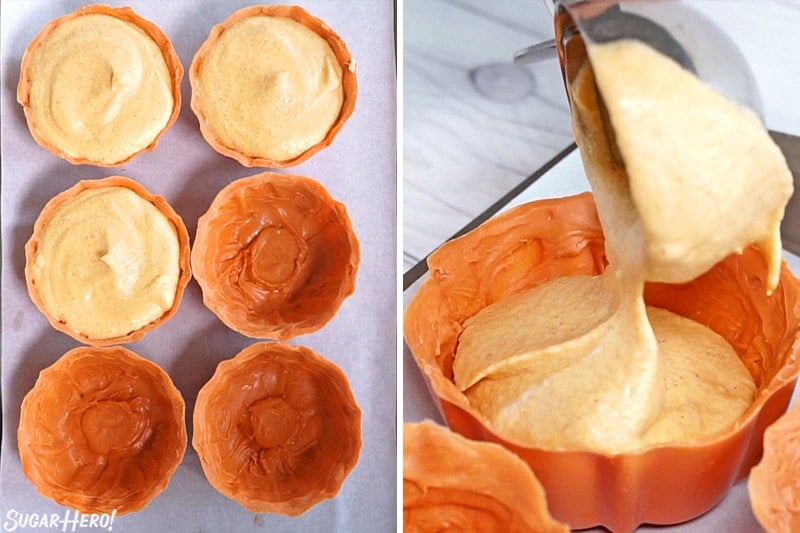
[404,192,800,532]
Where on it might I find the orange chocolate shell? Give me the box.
[748,400,800,532]
[192,342,362,515]
[404,420,569,532]
[189,4,358,167]
[191,171,359,339]
[17,4,183,167]
[404,192,800,532]
[24,176,192,346]
[18,345,187,515]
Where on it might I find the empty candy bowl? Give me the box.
[404,192,800,532]
[193,342,362,515]
[191,171,359,339]
[18,345,186,514]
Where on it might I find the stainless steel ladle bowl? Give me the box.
[516,0,763,118]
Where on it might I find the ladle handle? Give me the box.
[513,0,557,64]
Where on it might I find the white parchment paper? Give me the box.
[0,1,397,532]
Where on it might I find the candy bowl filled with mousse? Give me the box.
[403,36,800,533]
[189,4,357,168]
[25,176,192,346]
[17,4,183,167]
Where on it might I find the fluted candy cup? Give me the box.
[403,192,800,532]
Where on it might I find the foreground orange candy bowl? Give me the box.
[403,192,800,532]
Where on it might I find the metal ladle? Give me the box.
[515,0,764,117]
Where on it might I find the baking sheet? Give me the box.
[1,1,396,532]
[403,148,800,532]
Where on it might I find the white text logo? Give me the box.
[3,509,117,532]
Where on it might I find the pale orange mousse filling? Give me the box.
[194,14,343,162]
[29,186,180,340]
[453,40,793,453]
[22,13,173,165]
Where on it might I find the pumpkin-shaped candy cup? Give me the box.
[192,342,362,515]
[25,176,192,346]
[404,193,800,532]
[17,4,183,166]
[190,4,357,167]
[18,346,187,514]
[191,171,359,339]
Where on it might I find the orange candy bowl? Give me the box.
[403,192,800,532]
[24,176,192,346]
[18,346,187,515]
[192,342,362,515]
[189,4,357,168]
[191,171,359,340]
[17,4,183,167]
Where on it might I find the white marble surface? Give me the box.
[403,0,800,273]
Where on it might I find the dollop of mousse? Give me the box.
[749,401,800,532]
[452,40,792,453]
[17,346,186,514]
[192,342,362,516]
[20,11,174,165]
[580,40,792,289]
[28,183,181,341]
[193,12,343,163]
[404,420,569,533]
[191,172,359,339]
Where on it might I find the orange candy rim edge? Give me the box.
[404,420,569,532]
